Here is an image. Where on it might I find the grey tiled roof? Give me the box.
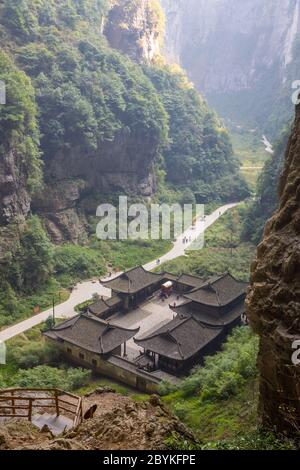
[102,266,163,294]
[185,273,248,307]
[88,299,110,316]
[88,295,122,316]
[172,300,245,327]
[134,315,222,361]
[177,273,206,288]
[44,313,139,355]
[162,272,205,288]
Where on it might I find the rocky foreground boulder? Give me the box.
[0,392,196,451]
[246,103,300,434]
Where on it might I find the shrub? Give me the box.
[7,342,61,369]
[206,431,297,450]
[13,365,91,391]
[159,380,178,396]
[180,327,258,401]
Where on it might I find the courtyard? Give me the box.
[108,292,183,360]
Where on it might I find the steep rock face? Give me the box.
[246,103,300,433]
[0,148,31,226]
[34,128,158,242]
[45,128,157,197]
[0,1,166,244]
[32,179,88,244]
[105,0,164,63]
[161,0,300,130]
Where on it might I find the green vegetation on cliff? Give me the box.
[0,50,41,194]
[0,0,249,328]
[162,327,259,445]
[242,126,290,244]
[145,65,250,203]
[1,0,168,161]
[0,0,248,204]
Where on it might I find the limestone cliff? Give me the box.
[246,102,300,434]
[105,0,164,63]
[0,147,31,226]
[161,0,300,132]
[35,126,159,242]
[0,0,166,243]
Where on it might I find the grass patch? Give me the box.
[162,327,259,445]
[90,238,172,272]
[0,278,70,330]
[231,130,268,191]
[163,379,258,443]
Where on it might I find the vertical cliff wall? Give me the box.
[161,0,300,132]
[246,102,300,433]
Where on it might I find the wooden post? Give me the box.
[11,391,15,417]
[123,342,127,357]
[28,398,33,422]
[52,297,55,324]
[55,390,60,417]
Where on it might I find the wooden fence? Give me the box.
[0,388,83,428]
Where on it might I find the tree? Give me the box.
[226,210,240,256]
[8,216,54,293]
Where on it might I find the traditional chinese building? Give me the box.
[88,295,123,320]
[44,267,248,384]
[134,273,248,375]
[101,266,164,310]
[173,273,248,331]
[134,315,223,374]
[44,312,139,360]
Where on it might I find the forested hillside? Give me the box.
[0,0,248,230]
[144,65,249,203]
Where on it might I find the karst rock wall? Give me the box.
[246,103,300,434]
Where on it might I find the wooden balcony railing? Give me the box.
[0,388,83,428]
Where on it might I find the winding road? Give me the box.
[0,202,239,343]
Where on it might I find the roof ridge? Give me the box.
[83,312,109,325]
[135,316,186,342]
[99,335,104,354]
[53,315,81,331]
[162,330,185,359]
[168,316,190,333]
[191,314,224,331]
[123,265,144,275]
[99,323,113,337]
[83,313,139,333]
[214,285,222,306]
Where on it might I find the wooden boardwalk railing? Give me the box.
[0,388,83,428]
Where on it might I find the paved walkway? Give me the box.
[0,202,239,343]
[0,281,111,342]
[144,202,238,271]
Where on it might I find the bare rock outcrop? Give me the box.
[0,148,31,226]
[105,0,164,64]
[1,392,196,451]
[246,103,300,434]
[32,179,88,244]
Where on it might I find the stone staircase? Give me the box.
[32,413,74,436]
